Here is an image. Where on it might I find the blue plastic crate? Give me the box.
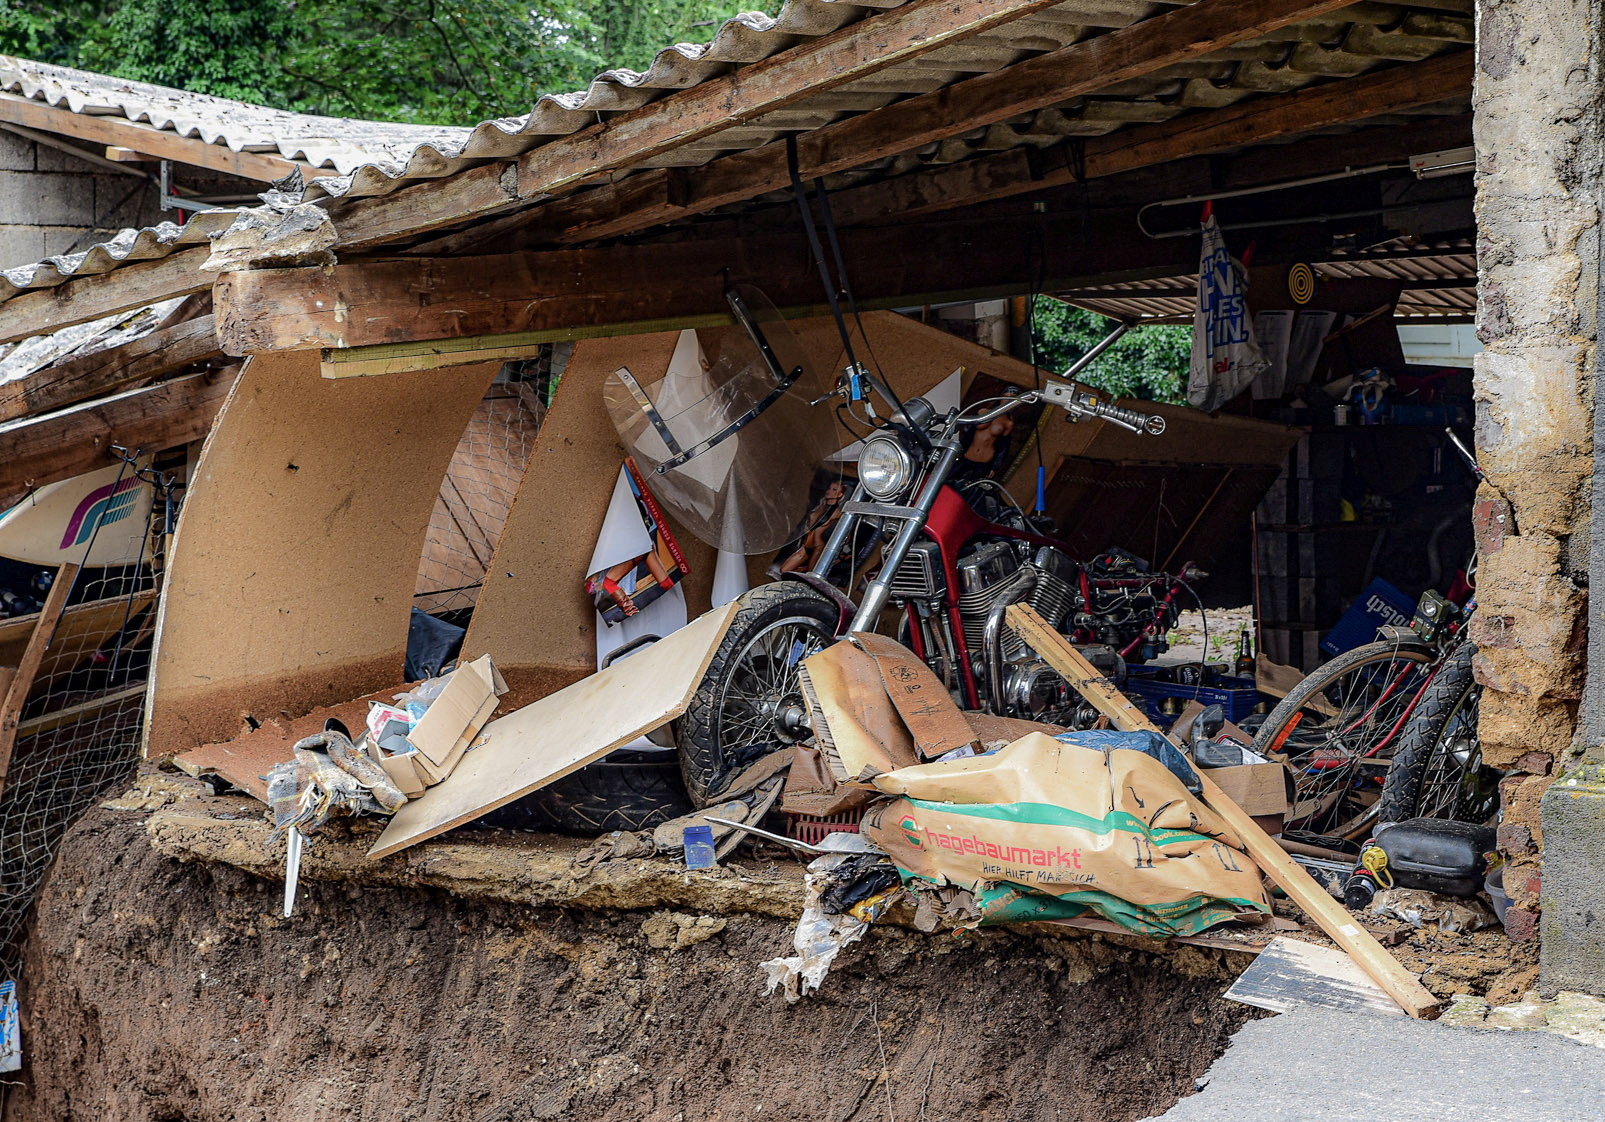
[1120,670,1266,725]
[1320,578,1417,656]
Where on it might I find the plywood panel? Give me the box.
[463,331,703,687]
[144,350,498,755]
[371,600,737,858]
[464,311,1299,698]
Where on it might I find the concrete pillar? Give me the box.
[1471,0,1601,956]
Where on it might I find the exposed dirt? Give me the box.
[8,802,1257,1122]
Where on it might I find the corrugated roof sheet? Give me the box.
[1063,238,1477,321]
[0,0,1474,309]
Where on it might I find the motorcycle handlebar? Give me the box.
[1086,399,1167,435]
[1033,378,1166,435]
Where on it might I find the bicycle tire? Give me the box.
[1376,642,1494,825]
[1253,639,1434,828]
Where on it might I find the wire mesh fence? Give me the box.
[0,348,564,981]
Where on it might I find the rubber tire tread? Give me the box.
[1375,641,1479,825]
[468,751,693,835]
[676,582,838,806]
[1252,640,1433,757]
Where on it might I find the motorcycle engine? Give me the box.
[953,542,1125,726]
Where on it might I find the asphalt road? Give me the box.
[1147,1006,1605,1121]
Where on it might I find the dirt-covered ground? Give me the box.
[7,798,1259,1122]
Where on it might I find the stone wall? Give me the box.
[1471,0,1602,943]
[0,129,162,271]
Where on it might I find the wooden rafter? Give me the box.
[0,562,81,796]
[339,0,1365,250]
[0,249,211,350]
[0,369,234,509]
[0,92,336,182]
[501,49,1473,251]
[0,314,220,422]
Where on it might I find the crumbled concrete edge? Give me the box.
[1440,989,1605,1048]
[143,799,806,920]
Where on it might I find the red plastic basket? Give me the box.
[784,810,861,847]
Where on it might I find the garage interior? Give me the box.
[4,2,1590,1071]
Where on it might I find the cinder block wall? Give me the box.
[1471,0,1602,944]
[0,129,162,271]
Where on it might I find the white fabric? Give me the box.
[1188,214,1270,412]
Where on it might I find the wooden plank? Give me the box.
[15,684,147,739]
[0,314,220,422]
[1004,603,1442,1020]
[337,0,1361,250]
[0,592,156,670]
[0,248,211,349]
[0,370,233,510]
[0,91,334,182]
[820,50,1474,226]
[331,0,1063,249]
[369,601,740,859]
[0,562,81,793]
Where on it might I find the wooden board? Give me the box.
[1005,604,1441,1020]
[144,350,498,755]
[0,591,155,670]
[369,600,738,859]
[0,370,232,511]
[0,562,79,792]
[1225,936,1405,1018]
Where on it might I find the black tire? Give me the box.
[1253,639,1434,829]
[676,582,839,805]
[1376,642,1496,825]
[468,750,693,835]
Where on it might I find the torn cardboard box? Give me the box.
[372,654,508,795]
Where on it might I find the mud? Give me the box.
[8,799,1256,1122]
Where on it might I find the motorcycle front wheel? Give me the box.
[676,582,839,805]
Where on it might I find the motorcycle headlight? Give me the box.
[859,434,914,500]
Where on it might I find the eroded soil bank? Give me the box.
[7,805,1254,1122]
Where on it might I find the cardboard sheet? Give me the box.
[369,600,738,858]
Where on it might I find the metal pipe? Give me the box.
[1061,321,1131,381]
[983,567,1038,714]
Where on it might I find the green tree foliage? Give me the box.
[1030,296,1190,404]
[0,0,783,124]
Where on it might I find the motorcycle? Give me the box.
[611,289,1193,805]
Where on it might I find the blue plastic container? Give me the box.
[1120,669,1266,725]
[682,824,716,870]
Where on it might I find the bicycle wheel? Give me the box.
[1253,640,1435,831]
[1376,642,1498,825]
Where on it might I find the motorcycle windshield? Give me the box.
[604,285,838,553]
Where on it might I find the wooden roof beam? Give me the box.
[0,368,234,510]
[0,249,211,350]
[342,0,1363,251]
[0,313,221,422]
[216,207,1343,358]
[0,92,336,182]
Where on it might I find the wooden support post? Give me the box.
[0,563,82,794]
[1005,603,1442,1020]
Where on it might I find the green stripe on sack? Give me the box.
[906,797,1218,847]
